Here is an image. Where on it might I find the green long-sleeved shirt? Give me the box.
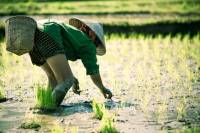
[40,22,99,75]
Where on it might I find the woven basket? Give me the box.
[5,16,37,56]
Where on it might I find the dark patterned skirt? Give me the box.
[29,28,65,66]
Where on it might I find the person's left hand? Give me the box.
[72,78,81,95]
[100,87,113,99]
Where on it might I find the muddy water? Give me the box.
[0,101,28,131]
[0,99,139,133]
[2,94,195,133]
[1,78,200,132]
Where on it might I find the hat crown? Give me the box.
[85,22,105,44]
[69,18,106,56]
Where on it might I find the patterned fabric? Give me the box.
[29,28,65,66]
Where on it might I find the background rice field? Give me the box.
[0,0,200,15]
[1,33,200,132]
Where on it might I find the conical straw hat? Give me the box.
[5,16,36,55]
[69,17,106,56]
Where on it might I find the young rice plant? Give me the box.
[98,112,119,133]
[92,99,106,120]
[35,84,56,110]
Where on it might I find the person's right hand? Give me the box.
[100,87,113,99]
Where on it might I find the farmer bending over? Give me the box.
[5,16,113,106]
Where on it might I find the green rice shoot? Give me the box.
[35,84,56,110]
[0,89,5,100]
[0,84,6,102]
[51,124,64,133]
[92,99,106,120]
[20,121,41,129]
[98,112,119,133]
[51,122,78,133]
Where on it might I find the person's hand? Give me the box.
[100,87,113,99]
[72,78,81,95]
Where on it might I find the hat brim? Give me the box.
[69,18,106,56]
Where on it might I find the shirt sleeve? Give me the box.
[78,43,99,75]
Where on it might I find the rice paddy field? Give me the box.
[0,0,200,133]
[0,0,200,15]
[0,32,200,132]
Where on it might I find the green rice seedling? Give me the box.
[92,99,106,120]
[98,112,119,133]
[51,123,64,133]
[98,118,119,133]
[92,99,119,133]
[0,90,4,99]
[0,87,6,102]
[0,82,6,102]
[0,41,6,101]
[155,100,168,126]
[66,126,78,133]
[20,109,41,130]
[140,91,152,119]
[172,127,200,133]
[0,41,8,74]
[35,84,56,111]
[176,97,187,121]
[20,121,41,129]
[51,122,78,133]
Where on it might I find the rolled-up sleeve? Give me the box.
[78,43,99,75]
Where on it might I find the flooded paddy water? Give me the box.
[0,15,200,133]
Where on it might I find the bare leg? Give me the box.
[40,63,57,89]
[46,54,74,106]
[46,54,73,84]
